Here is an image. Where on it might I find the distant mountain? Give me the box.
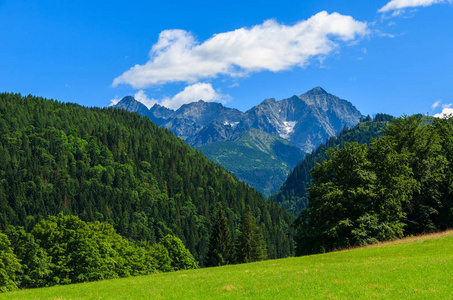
[115,87,363,152]
[115,96,151,117]
[115,88,363,197]
[241,87,363,152]
[199,128,306,197]
[271,114,394,215]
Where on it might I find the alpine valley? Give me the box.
[115,87,363,196]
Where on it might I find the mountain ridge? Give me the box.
[115,87,363,152]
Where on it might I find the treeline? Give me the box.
[0,213,197,292]
[272,114,394,215]
[0,93,294,265]
[295,115,453,255]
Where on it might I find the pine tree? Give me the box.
[204,204,232,267]
[235,206,265,264]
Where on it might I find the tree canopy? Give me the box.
[0,214,197,292]
[295,115,453,255]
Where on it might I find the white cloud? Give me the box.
[161,82,228,110]
[118,83,228,110]
[432,100,442,109]
[113,11,368,88]
[379,0,452,13]
[434,104,453,118]
[109,96,121,107]
[134,90,158,109]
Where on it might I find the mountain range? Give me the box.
[115,87,363,152]
[115,87,363,196]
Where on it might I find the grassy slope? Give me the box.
[2,231,452,299]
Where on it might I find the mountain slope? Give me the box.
[243,87,363,152]
[0,93,294,264]
[271,114,394,215]
[199,128,306,197]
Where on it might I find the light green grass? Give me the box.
[2,231,453,299]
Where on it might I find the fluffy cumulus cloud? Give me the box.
[134,90,158,109]
[112,11,368,88]
[127,83,228,110]
[160,82,227,110]
[109,96,121,107]
[379,0,452,13]
[434,103,453,118]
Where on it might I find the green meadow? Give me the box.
[2,231,452,299]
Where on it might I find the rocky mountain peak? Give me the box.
[120,95,136,102]
[115,96,149,113]
[305,87,328,96]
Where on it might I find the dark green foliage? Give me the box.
[295,115,453,255]
[0,93,294,264]
[0,232,20,292]
[30,213,158,285]
[295,141,416,255]
[159,235,198,270]
[4,226,51,288]
[272,114,393,215]
[204,204,233,267]
[433,117,453,229]
[235,206,266,263]
[146,243,172,273]
[0,214,196,291]
[382,116,445,234]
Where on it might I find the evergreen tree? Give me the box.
[235,206,265,263]
[204,204,232,267]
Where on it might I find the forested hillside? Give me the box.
[272,114,393,215]
[0,93,294,264]
[199,128,306,197]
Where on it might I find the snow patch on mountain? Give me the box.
[279,121,297,139]
[224,121,239,128]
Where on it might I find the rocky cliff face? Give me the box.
[114,87,362,152]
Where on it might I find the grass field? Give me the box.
[2,231,452,299]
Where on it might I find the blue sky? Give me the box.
[1,0,452,117]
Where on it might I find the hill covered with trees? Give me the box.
[0,93,294,265]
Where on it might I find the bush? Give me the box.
[159,235,198,270]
